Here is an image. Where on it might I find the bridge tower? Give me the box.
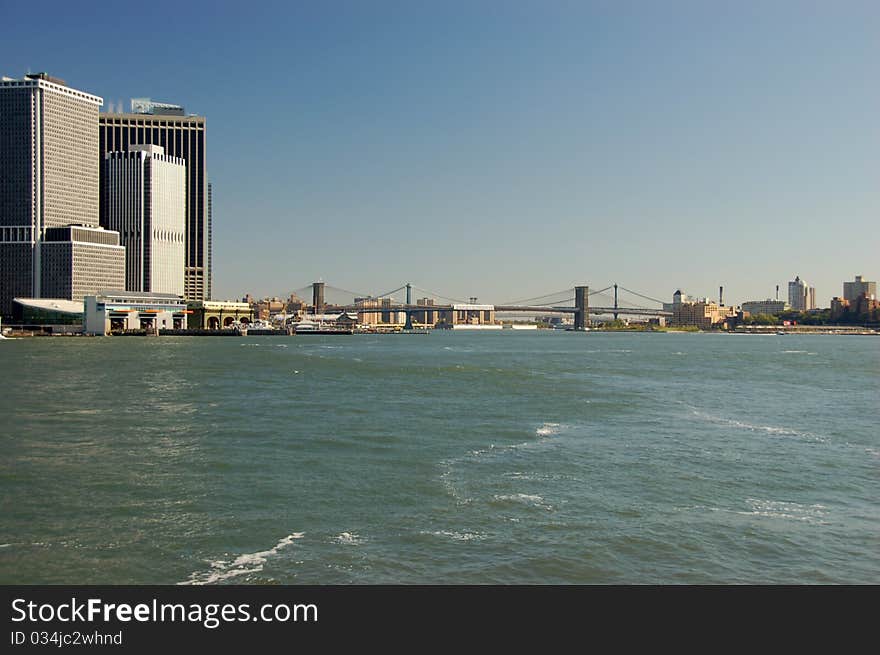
[574,285,590,330]
[312,282,325,314]
[613,284,619,320]
[406,283,412,305]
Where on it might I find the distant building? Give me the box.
[105,145,186,295]
[187,299,253,329]
[668,290,736,329]
[831,294,880,323]
[412,297,438,327]
[356,296,404,326]
[436,304,497,327]
[0,73,104,316]
[788,276,816,311]
[99,104,210,300]
[843,275,876,302]
[663,289,688,314]
[741,299,786,316]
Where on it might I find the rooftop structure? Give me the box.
[130,98,185,116]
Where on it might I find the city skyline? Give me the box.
[1,1,878,305]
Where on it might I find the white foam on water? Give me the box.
[0,543,11,548]
[438,461,473,506]
[737,499,829,525]
[420,530,485,542]
[493,493,554,511]
[181,532,304,585]
[690,409,826,443]
[335,532,362,545]
[535,422,561,437]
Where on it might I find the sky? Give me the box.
[2,0,877,306]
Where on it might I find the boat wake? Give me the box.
[181,532,304,585]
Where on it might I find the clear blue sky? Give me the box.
[3,0,877,305]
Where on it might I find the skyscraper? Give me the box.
[0,73,124,316]
[105,144,186,295]
[788,276,816,311]
[99,99,210,300]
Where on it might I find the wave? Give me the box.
[420,530,486,542]
[334,532,362,545]
[535,422,560,437]
[181,532,304,585]
[737,499,829,525]
[688,409,826,443]
[438,421,569,505]
[492,493,554,511]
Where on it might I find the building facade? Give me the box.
[40,225,125,301]
[788,276,816,311]
[741,299,786,316]
[187,300,253,329]
[84,290,187,335]
[99,101,210,301]
[105,144,186,295]
[0,73,104,316]
[843,275,876,302]
[670,295,737,328]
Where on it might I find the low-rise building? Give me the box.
[670,294,737,329]
[436,304,497,327]
[188,300,254,329]
[11,297,84,333]
[85,291,187,335]
[741,299,786,316]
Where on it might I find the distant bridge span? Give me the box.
[303,281,670,329]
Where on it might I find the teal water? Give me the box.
[0,331,877,584]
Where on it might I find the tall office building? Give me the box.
[105,144,186,295]
[0,73,124,316]
[843,275,876,302]
[206,181,213,300]
[99,99,210,300]
[788,276,816,311]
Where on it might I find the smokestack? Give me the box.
[776,284,779,301]
[719,286,724,306]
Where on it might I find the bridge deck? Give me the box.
[334,304,671,317]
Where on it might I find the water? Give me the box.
[0,331,877,584]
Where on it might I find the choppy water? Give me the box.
[0,331,877,584]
